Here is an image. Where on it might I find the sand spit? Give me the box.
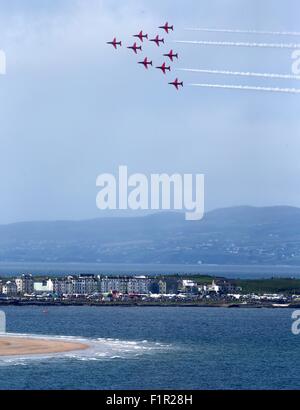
[0,335,88,356]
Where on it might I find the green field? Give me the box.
[232,278,300,295]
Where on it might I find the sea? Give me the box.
[0,306,299,390]
[1,262,300,278]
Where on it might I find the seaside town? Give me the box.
[0,273,300,307]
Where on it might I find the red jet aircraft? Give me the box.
[133,31,148,42]
[127,42,142,54]
[150,35,164,47]
[163,50,178,62]
[107,38,122,49]
[156,62,171,75]
[138,57,153,69]
[169,78,183,90]
[159,22,174,34]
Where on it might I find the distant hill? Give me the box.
[1,206,300,265]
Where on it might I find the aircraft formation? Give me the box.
[107,22,183,90]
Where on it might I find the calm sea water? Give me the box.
[1,262,300,278]
[0,306,299,390]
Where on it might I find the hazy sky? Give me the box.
[0,0,300,223]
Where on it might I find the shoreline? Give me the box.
[0,335,89,357]
[0,301,297,308]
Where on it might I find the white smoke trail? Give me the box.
[189,83,300,94]
[185,28,300,37]
[174,40,300,49]
[179,68,300,80]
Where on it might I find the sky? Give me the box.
[0,0,300,223]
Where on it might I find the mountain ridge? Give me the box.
[1,206,300,265]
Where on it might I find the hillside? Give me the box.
[0,206,300,265]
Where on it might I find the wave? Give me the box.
[0,333,171,366]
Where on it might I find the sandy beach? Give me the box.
[0,335,89,356]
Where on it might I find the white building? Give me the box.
[207,280,221,293]
[158,280,167,294]
[34,279,54,293]
[3,281,18,296]
[15,274,34,295]
[99,277,128,294]
[99,276,151,295]
[181,280,199,293]
[52,278,72,296]
[73,275,98,295]
[127,277,151,294]
[53,275,97,296]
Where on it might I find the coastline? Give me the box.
[0,300,297,308]
[0,335,89,357]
